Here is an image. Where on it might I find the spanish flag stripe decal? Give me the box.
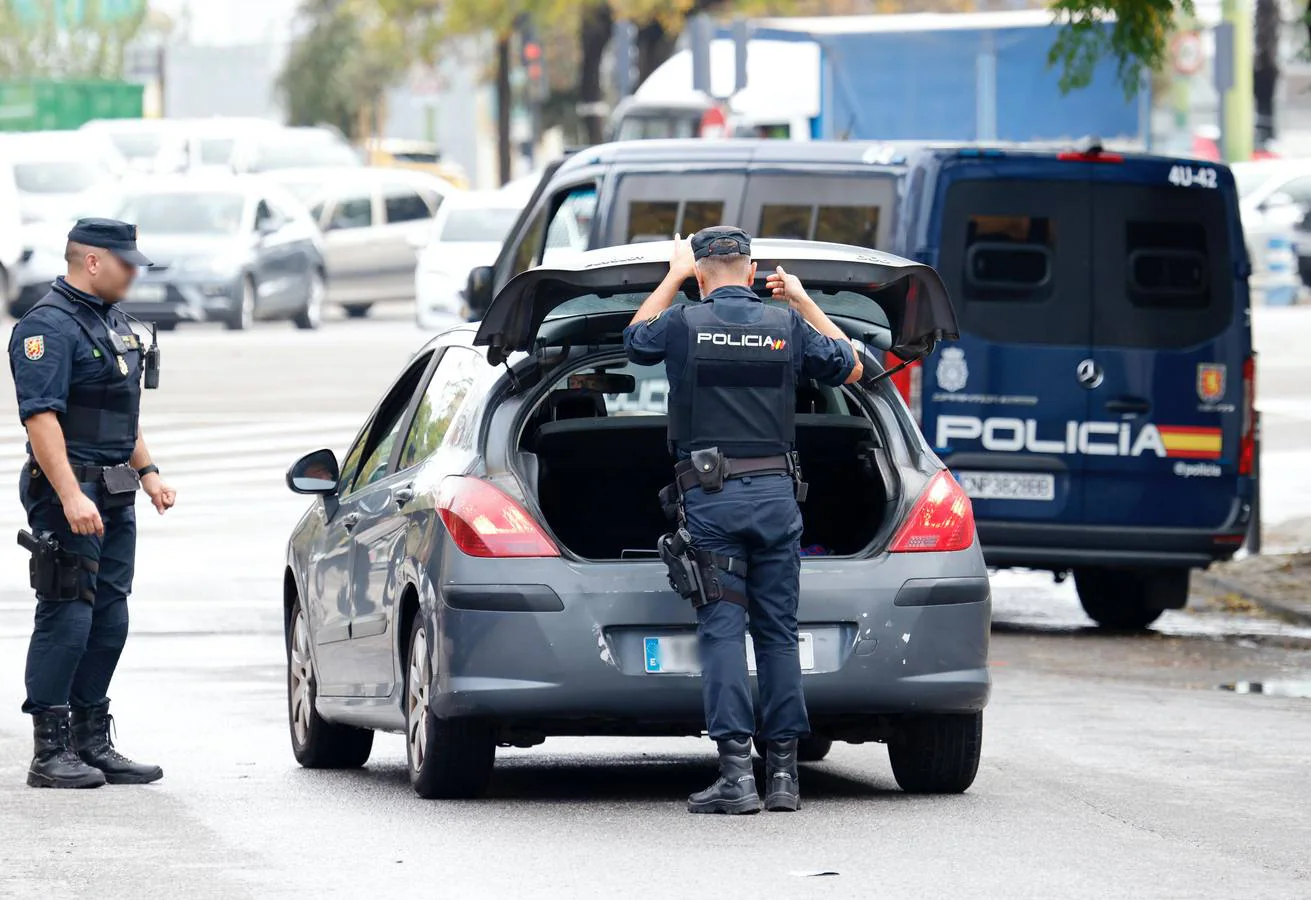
[1158,426,1222,458]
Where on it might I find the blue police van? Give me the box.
[893,143,1258,628]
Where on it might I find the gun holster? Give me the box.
[659,529,715,608]
[17,530,96,603]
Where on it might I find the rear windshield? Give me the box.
[938,174,1238,349]
[545,290,891,329]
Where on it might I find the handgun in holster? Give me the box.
[17,530,95,603]
[658,528,721,608]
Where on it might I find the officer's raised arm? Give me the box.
[624,234,696,364]
[765,266,864,385]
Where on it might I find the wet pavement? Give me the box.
[0,313,1306,897]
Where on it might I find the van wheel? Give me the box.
[1073,567,1187,630]
[405,617,495,799]
[286,600,374,768]
[752,735,834,762]
[888,713,982,794]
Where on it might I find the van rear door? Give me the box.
[927,163,1094,526]
[1082,160,1250,529]
[606,171,747,244]
[742,173,897,250]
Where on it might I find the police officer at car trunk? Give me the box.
[624,227,863,814]
[9,218,175,789]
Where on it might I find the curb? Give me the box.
[1193,569,1311,627]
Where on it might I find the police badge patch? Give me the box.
[936,347,968,393]
[23,335,44,361]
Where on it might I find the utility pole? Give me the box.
[1219,0,1253,162]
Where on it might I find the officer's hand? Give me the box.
[670,232,697,281]
[766,266,810,308]
[142,473,176,515]
[62,490,104,537]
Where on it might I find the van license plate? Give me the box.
[957,471,1055,501]
[644,633,815,674]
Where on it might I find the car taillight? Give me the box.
[890,471,976,553]
[436,477,559,558]
[1239,354,1256,476]
[885,351,922,425]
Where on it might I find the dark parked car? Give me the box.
[114,175,327,330]
[283,239,990,800]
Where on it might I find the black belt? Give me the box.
[28,461,135,484]
[672,454,791,495]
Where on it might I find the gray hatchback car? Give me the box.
[283,239,991,800]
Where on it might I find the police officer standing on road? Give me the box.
[625,227,863,814]
[9,218,175,789]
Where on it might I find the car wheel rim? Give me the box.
[407,627,431,773]
[307,275,324,326]
[290,611,313,747]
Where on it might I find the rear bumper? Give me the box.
[429,550,992,734]
[978,521,1248,570]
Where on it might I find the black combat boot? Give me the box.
[71,702,163,785]
[764,738,801,812]
[27,707,106,789]
[688,737,762,815]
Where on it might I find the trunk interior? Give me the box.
[517,406,892,560]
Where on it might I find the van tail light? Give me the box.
[885,351,923,425]
[890,471,976,553]
[436,477,559,558]
[1239,355,1256,476]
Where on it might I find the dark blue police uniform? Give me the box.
[624,226,856,813]
[9,218,162,789]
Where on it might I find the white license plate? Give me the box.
[957,471,1055,501]
[129,283,167,302]
[643,633,815,674]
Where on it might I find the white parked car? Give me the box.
[264,166,459,317]
[0,131,125,225]
[414,191,522,328]
[78,118,168,174]
[1232,159,1309,305]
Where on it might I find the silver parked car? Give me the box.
[266,167,457,318]
[282,239,990,799]
[114,175,327,330]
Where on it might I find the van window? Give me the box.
[937,178,1091,346]
[1090,184,1235,349]
[759,204,881,247]
[627,199,725,242]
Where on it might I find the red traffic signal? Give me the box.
[523,42,541,62]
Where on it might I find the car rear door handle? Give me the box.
[340,512,361,532]
[392,485,415,507]
[1105,397,1151,416]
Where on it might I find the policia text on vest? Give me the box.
[622,227,866,815]
[7,218,176,790]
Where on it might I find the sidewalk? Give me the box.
[1196,552,1311,626]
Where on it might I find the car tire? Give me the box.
[343,303,372,319]
[405,616,495,799]
[1073,567,1181,630]
[887,713,982,794]
[294,270,325,331]
[752,735,833,762]
[226,277,256,331]
[154,320,177,331]
[286,599,374,769]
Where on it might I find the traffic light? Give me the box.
[520,27,546,102]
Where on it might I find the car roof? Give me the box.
[908,140,1226,167]
[120,174,265,195]
[263,165,450,187]
[554,138,911,176]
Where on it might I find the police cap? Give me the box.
[691,226,751,260]
[67,217,154,267]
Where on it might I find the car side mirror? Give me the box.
[287,448,340,495]
[467,265,494,317]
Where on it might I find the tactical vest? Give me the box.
[26,286,142,458]
[668,302,795,458]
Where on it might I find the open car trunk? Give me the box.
[520,414,891,560]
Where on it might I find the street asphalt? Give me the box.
[0,304,1306,899]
